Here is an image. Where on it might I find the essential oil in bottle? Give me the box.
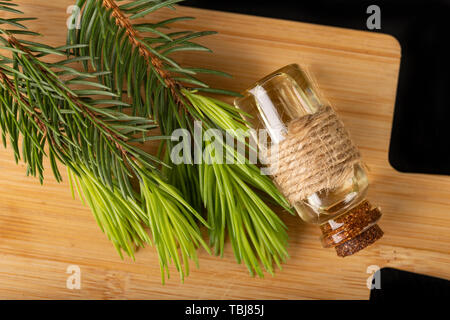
[234,64,383,257]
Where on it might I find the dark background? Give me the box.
[183,0,450,176]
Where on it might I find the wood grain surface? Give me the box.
[1,1,449,300]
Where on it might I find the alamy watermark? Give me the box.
[68,5,382,31]
[67,5,81,30]
[366,265,381,290]
[170,121,281,175]
[366,5,381,30]
[66,265,81,290]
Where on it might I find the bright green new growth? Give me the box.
[68,164,152,259]
[183,90,292,276]
[69,163,210,282]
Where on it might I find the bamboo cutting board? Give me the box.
[1,1,449,300]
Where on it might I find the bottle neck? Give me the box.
[319,200,383,257]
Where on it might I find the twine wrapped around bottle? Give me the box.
[268,105,361,204]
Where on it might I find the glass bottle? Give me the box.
[234,64,383,257]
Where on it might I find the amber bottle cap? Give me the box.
[320,200,384,257]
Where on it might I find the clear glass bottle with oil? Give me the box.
[234,64,383,257]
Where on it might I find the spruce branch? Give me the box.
[1,0,209,281]
[102,0,180,94]
[68,0,293,277]
[1,28,158,191]
[7,32,132,161]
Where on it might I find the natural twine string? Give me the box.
[268,106,361,204]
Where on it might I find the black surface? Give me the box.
[370,267,450,301]
[0,299,443,316]
[182,0,450,176]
